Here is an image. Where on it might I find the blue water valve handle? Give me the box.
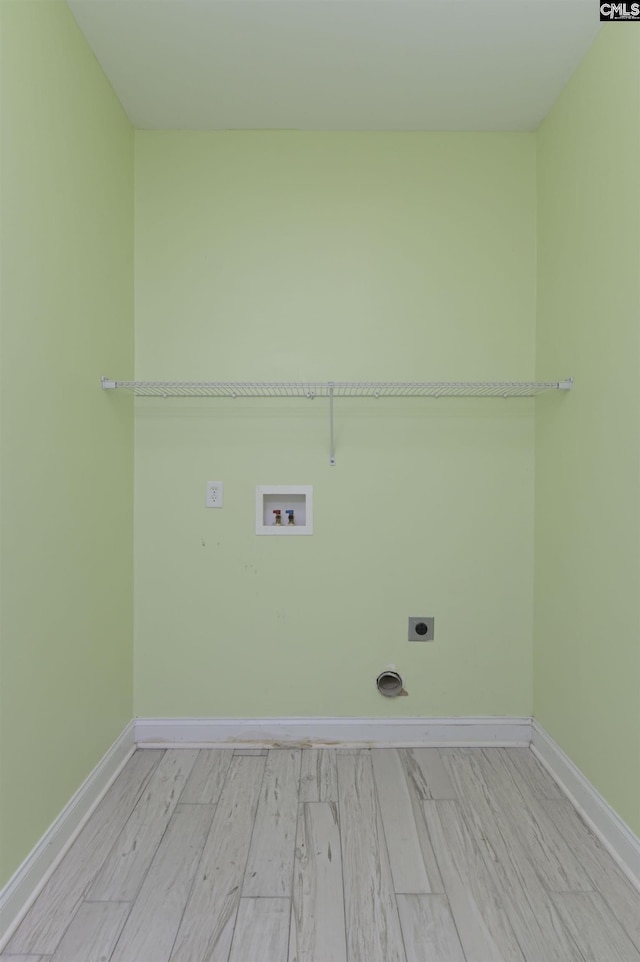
[286,509,295,525]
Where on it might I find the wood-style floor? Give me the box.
[3,747,640,962]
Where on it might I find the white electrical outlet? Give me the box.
[206,481,223,508]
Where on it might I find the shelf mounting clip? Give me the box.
[329,382,336,466]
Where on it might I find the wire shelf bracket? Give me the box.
[101,377,573,465]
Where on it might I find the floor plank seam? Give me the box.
[442,752,592,962]
[420,793,472,962]
[335,767,350,962]
[285,771,301,962]
[39,755,166,958]
[226,753,271,957]
[164,755,237,962]
[392,893,411,962]
[370,753,409,961]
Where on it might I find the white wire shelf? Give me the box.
[101,378,573,398]
[102,377,573,465]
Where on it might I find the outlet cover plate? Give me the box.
[206,481,224,508]
[408,616,435,641]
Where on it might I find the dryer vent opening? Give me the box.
[376,670,405,697]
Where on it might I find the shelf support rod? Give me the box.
[329,383,336,466]
[101,377,117,390]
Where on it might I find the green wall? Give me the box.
[535,28,640,835]
[0,1,134,885]
[134,132,537,718]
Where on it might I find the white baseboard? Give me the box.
[531,721,640,891]
[0,721,135,948]
[135,715,533,748]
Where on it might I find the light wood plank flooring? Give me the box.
[4,747,640,962]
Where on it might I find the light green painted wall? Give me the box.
[135,132,536,718]
[0,1,134,885]
[535,28,640,835]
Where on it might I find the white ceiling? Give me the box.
[67,0,600,131]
